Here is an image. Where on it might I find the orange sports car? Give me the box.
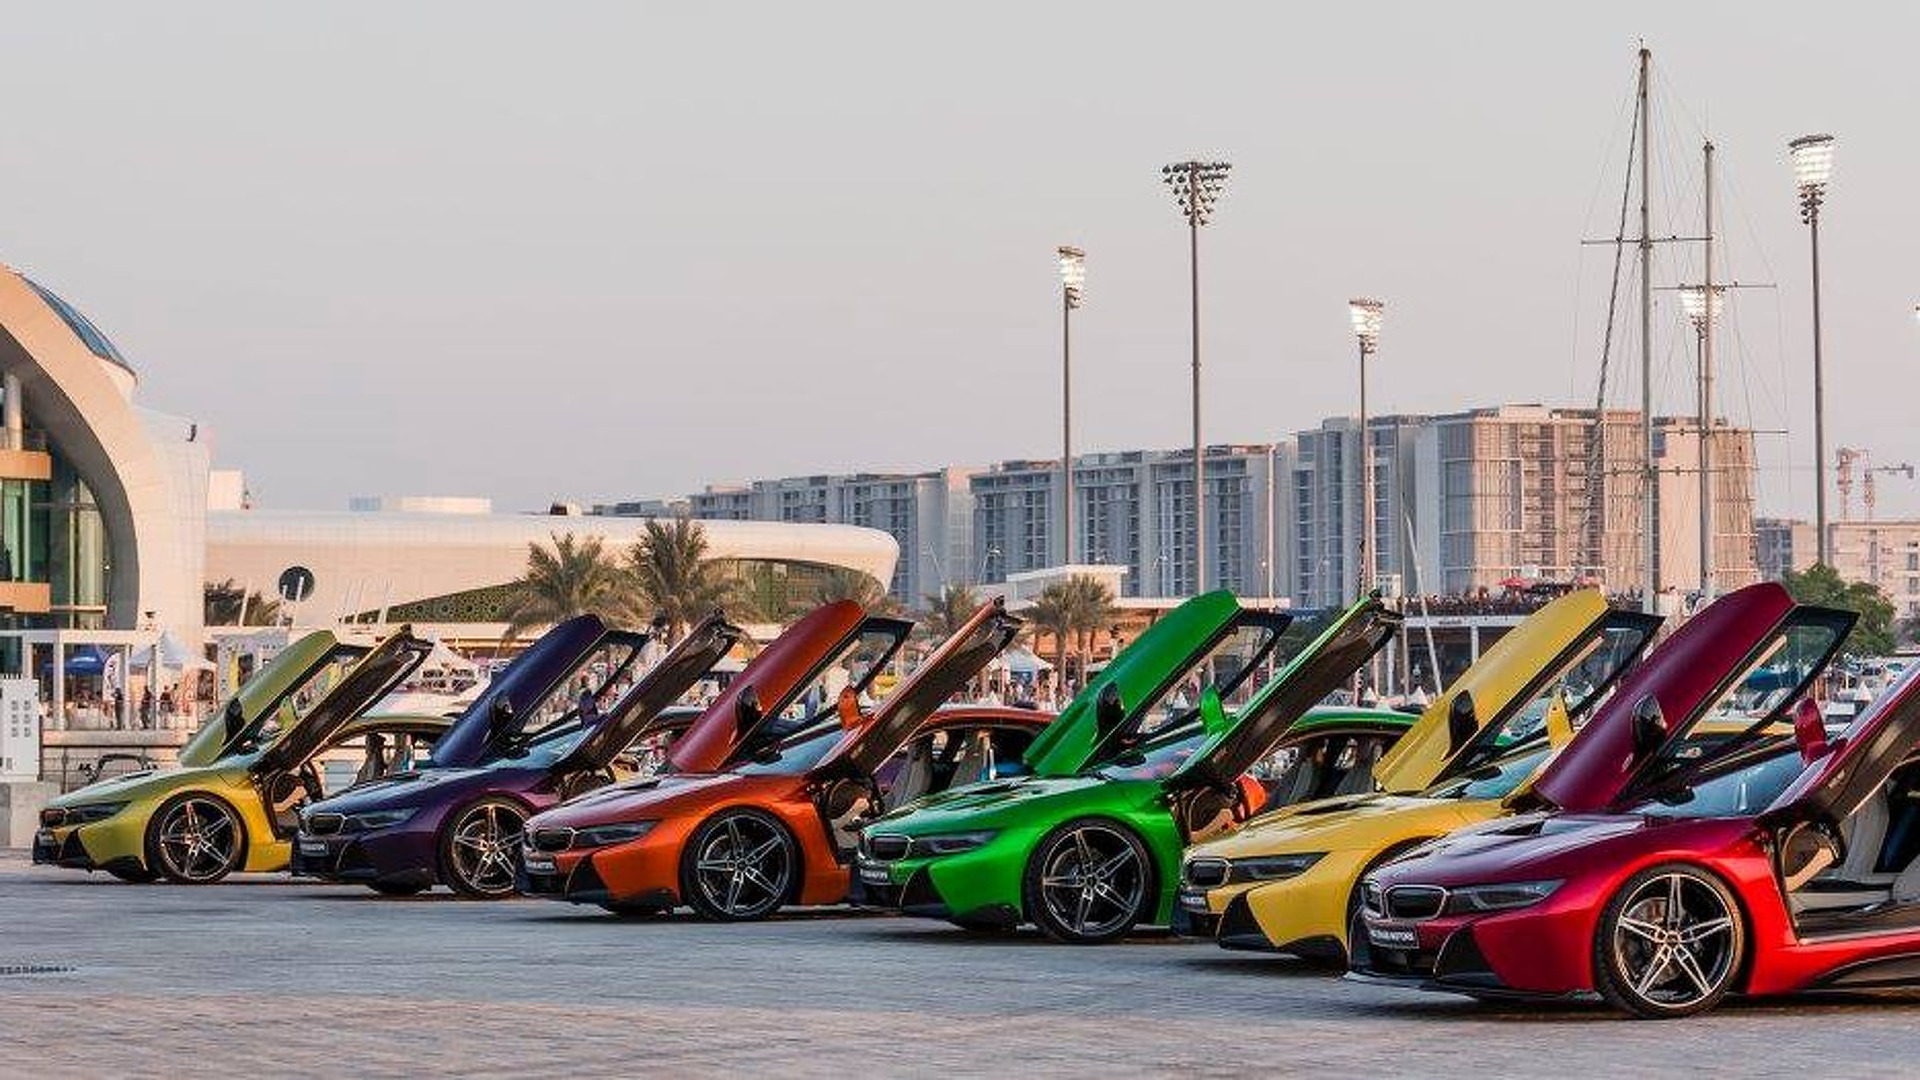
[518,598,1035,918]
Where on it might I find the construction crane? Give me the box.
[1836,447,1916,520]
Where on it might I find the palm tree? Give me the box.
[628,516,741,642]
[811,567,902,614]
[1027,584,1074,678]
[917,583,980,642]
[1060,574,1117,674]
[203,579,282,626]
[500,533,639,641]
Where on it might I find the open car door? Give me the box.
[812,599,1022,781]
[252,628,434,777]
[1023,591,1287,778]
[429,616,626,768]
[1380,598,1662,792]
[178,633,366,767]
[557,611,746,773]
[1168,595,1398,793]
[1768,660,1920,835]
[1528,582,1854,814]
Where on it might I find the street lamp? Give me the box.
[1348,298,1384,594]
[1057,245,1085,567]
[1681,285,1725,596]
[1162,158,1231,595]
[1790,132,1836,565]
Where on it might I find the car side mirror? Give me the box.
[837,685,863,731]
[1543,691,1575,747]
[1094,683,1126,742]
[1792,697,1829,765]
[1630,694,1666,763]
[223,696,245,738]
[486,696,516,741]
[1446,691,1477,751]
[735,685,763,735]
[1198,685,1231,737]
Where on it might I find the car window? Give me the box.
[1446,618,1656,774]
[1632,742,1807,819]
[233,650,362,754]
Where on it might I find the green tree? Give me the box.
[203,579,282,626]
[917,583,980,643]
[1782,563,1897,657]
[1058,574,1118,674]
[627,517,741,642]
[500,533,639,641]
[1027,584,1074,677]
[811,567,902,615]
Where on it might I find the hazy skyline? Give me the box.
[3,4,1916,519]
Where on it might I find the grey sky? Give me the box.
[2,3,1914,517]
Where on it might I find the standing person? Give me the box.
[139,686,154,730]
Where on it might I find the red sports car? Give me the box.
[1351,581,1920,1018]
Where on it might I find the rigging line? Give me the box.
[1572,82,1643,403]
[1589,72,1641,570]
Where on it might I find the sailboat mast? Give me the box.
[1637,46,1657,614]
[1699,140,1716,599]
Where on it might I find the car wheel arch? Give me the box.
[1589,859,1753,1012]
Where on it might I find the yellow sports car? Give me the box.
[1173,590,1661,961]
[32,628,443,884]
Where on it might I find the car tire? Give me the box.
[439,798,528,900]
[144,793,247,884]
[369,881,429,897]
[1592,862,1746,1019]
[679,808,797,922]
[1022,817,1154,944]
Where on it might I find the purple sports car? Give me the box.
[290,611,742,897]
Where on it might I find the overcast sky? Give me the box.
[2,3,1915,519]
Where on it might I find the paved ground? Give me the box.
[3,854,1918,1078]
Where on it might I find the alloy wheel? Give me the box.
[447,802,526,898]
[690,812,793,920]
[1607,870,1739,1013]
[1035,823,1149,942]
[152,797,243,883]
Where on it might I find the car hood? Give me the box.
[1372,811,1647,888]
[865,773,1142,837]
[1191,793,1475,859]
[304,766,539,815]
[48,763,234,808]
[524,772,753,829]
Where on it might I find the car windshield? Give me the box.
[1631,741,1807,819]
[1444,617,1656,775]
[1424,746,1554,801]
[229,649,363,755]
[1084,610,1316,774]
[724,624,904,767]
[470,637,648,766]
[1092,731,1206,782]
[734,724,844,776]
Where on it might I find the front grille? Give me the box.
[530,827,576,853]
[40,807,65,828]
[307,813,345,836]
[1184,858,1229,888]
[866,834,910,862]
[1385,885,1447,921]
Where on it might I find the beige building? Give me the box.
[1423,404,1758,597]
[1827,520,1920,620]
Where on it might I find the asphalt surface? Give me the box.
[3,853,1918,1077]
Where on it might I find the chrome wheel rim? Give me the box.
[1612,872,1736,1009]
[693,815,791,917]
[1039,825,1146,939]
[450,804,525,896]
[156,798,240,882]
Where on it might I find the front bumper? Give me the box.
[849,854,1020,928]
[33,828,92,869]
[516,845,675,910]
[1349,898,1595,998]
[288,830,435,888]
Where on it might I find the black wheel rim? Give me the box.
[450,804,525,895]
[156,798,240,882]
[1038,825,1146,939]
[693,815,791,917]
[1611,872,1737,1009]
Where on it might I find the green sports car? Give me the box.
[851,591,1399,943]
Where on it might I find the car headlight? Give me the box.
[915,830,997,856]
[1444,880,1562,914]
[342,808,419,832]
[1230,852,1325,884]
[61,802,127,826]
[573,821,658,848]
